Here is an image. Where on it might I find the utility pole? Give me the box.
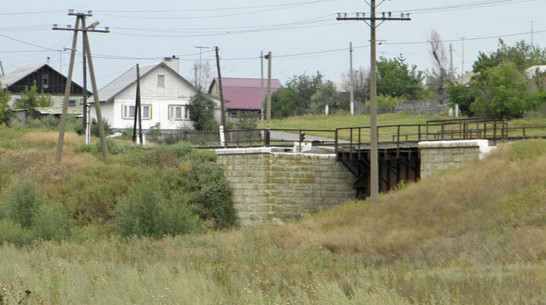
[53,10,109,163]
[132,64,142,145]
[260,51,264,121]
[215,46,227,147]
[349,42,355,116]
[194,46,208,92]
[82,35,89,145]
[449,43,454,81]
[265,52,272,128]
[337,2,410,201]
[461,37,465,76]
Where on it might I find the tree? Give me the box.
[309,80,344,114]
[192,60,213,92]
[0,86,13,126]
[426,30,449,100]
[189,94,218,130]
[340,67,369,112]
[14,83,52,112]
[376,55,425,100]
[270,72,325,118]
[271,87,305,118]
[447,40,546,120]
[470,62,532,119]
[473,39,546,74]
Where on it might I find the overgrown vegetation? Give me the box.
[0,123,236,245]
[0,138,545,304]
[189,94,218,130]
[447,40,546,119]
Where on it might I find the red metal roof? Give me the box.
[210,77,282,110]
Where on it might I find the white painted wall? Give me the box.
[90,65,204,131]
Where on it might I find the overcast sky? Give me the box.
[1,0,545,89]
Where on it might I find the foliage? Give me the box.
[271,72,326,118]
[115,174,202,237]
[448,40,546,120]
[189,94,218,130]
[470,62,532,119]
[270,87,306,118]
[377,55,425,100]
[340,67,369,113]
[445,84,476,116]
[1,140,546,303]
[426,30,450,100]
[13,83,52,112]
[473,39,546,73]
[309,80,344,114]
[0,86,13,127]
[91,118,112,137]
[0,177,73,245]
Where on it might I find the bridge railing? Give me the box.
[220,128,337,148]
[334,119,528,155]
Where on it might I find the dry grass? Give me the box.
[1,139,545,304]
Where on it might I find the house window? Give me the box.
[169,105,189,120]
[158,75,165,88]
[42,74,49,89]
[122,105,152,120]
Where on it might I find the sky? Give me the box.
[1,0,545,89]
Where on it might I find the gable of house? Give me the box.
[91,61,220,131]
[0,64,89,96]
[208,77,282,111]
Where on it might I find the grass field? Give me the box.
[0,117,545,304]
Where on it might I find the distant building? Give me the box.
[0,63,90,108]
[90,57,221,132]
[208,77,282,119]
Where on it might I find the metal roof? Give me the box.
[0,64,45,88]
[94,63,158,102]
[210,77,282,110]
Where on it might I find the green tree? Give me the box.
[445,84,476,116]
[471,62,534,119]
[377,55,425,100]
[0,86,13,126]
[14,82,52,112]
[309,80,344,114]
[473,40,546,74]
[189,94,218,130]
[271,87,305,119]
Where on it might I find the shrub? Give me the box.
[115,176,202,237]
[4,178,41,228]
[91,118,112,137]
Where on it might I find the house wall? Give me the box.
[92,66,197,131]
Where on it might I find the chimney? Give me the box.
[163,55,179,74]
[46,57,50,65]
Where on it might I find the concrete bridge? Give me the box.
[216,119,545,226]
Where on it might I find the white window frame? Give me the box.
[122,104,152,120]
[169,105,189,121]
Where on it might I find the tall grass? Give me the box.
[0,139,545,304]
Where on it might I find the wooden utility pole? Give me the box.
[53,10,109,162]
[449,43,454,81]
[132,64,142,145]
[215,47,227,147]
[53,15,80,164]
[349,42,355,116]
[337,3,410,200]
[265,52,272,128]
[260,51,264,121]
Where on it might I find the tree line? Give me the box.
[271,38,546,121]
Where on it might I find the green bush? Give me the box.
[115,176,202,237]
[0,178,73,244]
[4,178,41,228]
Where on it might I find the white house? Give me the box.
[90,57,221,132]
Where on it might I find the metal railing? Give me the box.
[208,119,546,151]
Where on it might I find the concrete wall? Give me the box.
[216,147,355,226]
[419,140,492,179]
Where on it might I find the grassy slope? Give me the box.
[0,129,545,304]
